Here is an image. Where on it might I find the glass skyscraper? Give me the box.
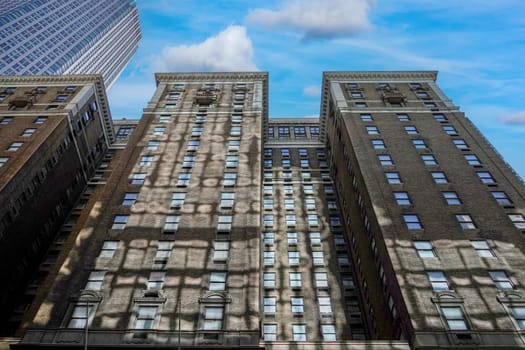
[0,0,141,88]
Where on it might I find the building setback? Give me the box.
[0,0,141,89]
[7,71,525,350]
[0,75,114,337]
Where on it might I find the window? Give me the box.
[301,172,311,180]
[264,185,273,195]
[155,241,173,263]
[414,241,435,258]
[290,297,304,314]
[264,172,273,181]
[182,155,195,167]
[308,214,319,227]
[394,192,411,205]
[366,126,379,134]
[312,251,324,266]
[281,159,291,168]
[21,128,36,137]
[264,297,276,314]
[283,184,294,195]
[425,102,437,108]
[191,127,202,136]
[139,155,154,167]
[278,127,290,138]
[404,126,418,135]
[111,215,128,230]
[303,184,314,194]
[264,215,274,227]
[268,127,274,139]
[315,272,328,288]
[310,232,321,246]
[226,155,238,168]
[294,127,306,138]
[298,148,308,157]
[263,324,277,341]
[231,114,243,123]
[0,116,13,124]
[213,241,230,262]
[56,95,68,102]
[153,126,166,135]
[333,233,345,246]
[220,192,235,209]
[433,114,447,122]
[209,272,227,291]
[348,83,359,89]
[289,272,302,289]
[397,113,410,121]
[491,191,512,206]
[330,216,341,226]
[264,251,275,266]
[351,91,364,99]
[378,154,393,166]
[371,139,386,149]
[510,307,525,330]
[284,198,295,210]
[324,185,334,194]
[68,304,94,328]
[453,139,468,149]
[471,241,495,258]
[342,275,355,290]
[164,215,180,233]
[177,172,191,186]
[292,324,307,341]
[264,199,274,210]
[147,271,165,290]
[217,215,232,231]
[281,148,290,157]
[264,231,275,246]
[464,154,481,165]
[99,241,118,258]
[264,273,276,289]
[305,198,316,210]
[167,92,180,100]
[412,139,427,149]
[286,215,296,227]
[442,191,461,205]
[385,172,402,184]
[327,200,337,210]
[403,214,422,230]
[203,306,224,330]
[223,173,236,186]
[134,306,158,329]
[430,171,448,184]
[416,91,430,99]
[7,142,23,151]
[456,214,476,229]
[122,193,138,206]
[264,159,272,168]
[337,254,350,266]
[230,126,241,136]
[195,114,206,123]
[288,251,300,265]
[85,271,106,291]
[508,214,525,229]
[442,125,458,135]
[170,192,186,209]
[321,324,336,341]
[159,115,171,123]
[360,114,373,121]
[441,307,468,330]
[427,271,450,291]
[319,297,333,315]
[300,159,309,168]
[355,102,367,108]
[282,171,292,180]
[34,116,47,124]
[147,140,160,150]
[188,140,200,151]
[421,154,437,165]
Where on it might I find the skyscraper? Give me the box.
[0,0,141,89]
[9,71,525,350]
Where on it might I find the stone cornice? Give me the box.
[323,71,438,82]
[0,74,104,86]
[155,71,269,85]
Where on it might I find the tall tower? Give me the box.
[0,0,141,89]
[321,71,525,348]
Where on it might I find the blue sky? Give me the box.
[107,0,525,177]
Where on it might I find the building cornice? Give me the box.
[323,71,438,82]
[0,74,105,86]
[155,72,269,85]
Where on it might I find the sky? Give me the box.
[107,0,525,177]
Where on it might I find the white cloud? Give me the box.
[153,25,258,72]
[246,0,375,39]
[500,111,525,125]
[303,85,321,96]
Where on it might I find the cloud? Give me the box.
[500,111,525,125]
[153,25,258,72]
[303,85,321,97]
[246,0,375,39]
